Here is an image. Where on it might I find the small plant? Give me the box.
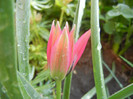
[0,0,133,99]
[47,21,91,98]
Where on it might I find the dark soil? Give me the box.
[70,40,133,99]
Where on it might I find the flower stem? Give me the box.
[91,0,107,98]
[59,9,65,26]
[56,80,62,99]
[62,72,72,99]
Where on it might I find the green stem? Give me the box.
[119,25,133,55]
[56,80,62,99]
[62,72,72,99]
[59,9,65,26]
[113,42,120,54]
[91,0,107,98]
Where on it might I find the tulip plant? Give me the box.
[1,0,133,99]
[47,21,91,99]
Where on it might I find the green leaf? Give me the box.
[37,27,49,41]
[31,0,53,11]
[103,61,123,88]
[63,0,86,98]
[18,72,43,99]
[107,4,133,19]
[91,0,107,98]
[103,21,115,34]
[31,70,50,85]
[119,56,133,68]
[16,0,30,80]
[64,4,76,17]
[0,83,9,99]
[0,0,23,98]
[81,65,115,99]
[73,0,86,41]
[18,77,31,99]
[109,83,133,99]
[36,81,55,96]
[29,66,35,81]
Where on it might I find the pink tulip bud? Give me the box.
[47,21,91,81]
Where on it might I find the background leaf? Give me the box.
[107,4,133,19]
[0,0,23,98]
[18,72,43,99]
[103,21,115,34]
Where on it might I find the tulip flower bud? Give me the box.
[47,21,91,81]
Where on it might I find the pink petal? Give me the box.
[47,21,62,67]
[47,21,55,66]
[50,27,70,80]
[68,25,75,68]
[72,29,91,69]
[65,22,69,34]
[51,21,61,46]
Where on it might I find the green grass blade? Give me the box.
[0,0,23,98]
[108,83,133,99]
[81,65,115,99]
[18,72,43,99]
[120,56,133,68]
[18,77,31,99]
[103,61,123,88]
[91,0,107,98]
[31,70,50,85]
[16,0,30,80]
[73,0,86,41]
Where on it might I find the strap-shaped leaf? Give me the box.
[120,56,133,68]
[108,83,133,99]
[16,0,30,80]
[18,72,43,99]
[0,0,23,98]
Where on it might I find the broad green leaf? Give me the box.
[18,72,43,99]
[109,83,133,99]
[103,21,115,34]
[107,4,133,19]
[0,0,23,98]
[99,14,106,21]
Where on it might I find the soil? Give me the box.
[70,40,133,99]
